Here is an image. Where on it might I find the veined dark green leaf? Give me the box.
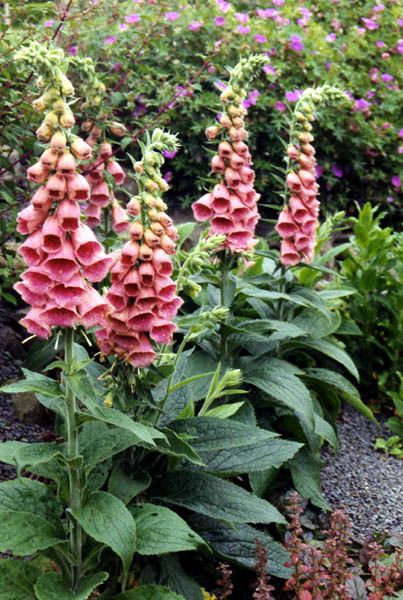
[114,585,185,600]
[153,471,285,525]
[108,466,151,505]
[0,478,62,528]
[294,339,359,380]
[289,449,329,510]
[0,369,61,397]
[0,559,40,600]
[0,511,63,555]
[34,571,108,600]
[131,503,208,555]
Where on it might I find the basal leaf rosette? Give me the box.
[96,129,183,368]
[14,43,112,339]
[192,55,267,253]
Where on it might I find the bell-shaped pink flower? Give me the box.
[286,172,302,193]
[43,239,80,282]
[154,275,176,301]
[48,276,86,307]
[121,240,139,266]
[27,162,49,184]
[211,215,233,234]
[111,201,129,233]
[90,181,110,207]
[58,199,81,231]
[127,334,156,368]
[71,224,103,265]
[150,318,176,344]
[68,173,91,201]
[211,155,226,174]
[41,302,80,327]
[107,160,125,185]
[107,283,127,311]
[57,152,76,178]
[18,230,45,266]
[128,308,155,332]
[17,204,47,235]
[71,138,92,160]
[21,268,52,294]
[152,249,173,277]
[83,254,113,283]
[157,296,183,320]
[42,214,65,253]
[212,184,231,213]
[139,262,155,286]
[79,287,110,327]
[20,307,51,339]
[123,268,140,296]
[192,193,213,221]
[31,187,52,210]
[280,239,301,266]
[46,174,67,200]
[13,282,45,307]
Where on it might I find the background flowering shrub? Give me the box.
[1,0,401,240]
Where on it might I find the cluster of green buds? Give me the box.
[68,56,106,110]
[198,364,244,416]
[291,85,351,147]
[176,232,226,296]
[178,306,229,342]
[15,41,75,141]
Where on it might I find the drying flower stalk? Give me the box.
[96,129,183,367]
[192,55,267,253]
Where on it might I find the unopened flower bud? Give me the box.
[205,125,221,140]
[59,108,75,128]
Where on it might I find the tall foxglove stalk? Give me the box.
[96,129,183,367]
[192,55,267,253]
[69,55,129,232]
[14,42,112,589]
[275,85,350,266]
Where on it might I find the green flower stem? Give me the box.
[64,328,82,590]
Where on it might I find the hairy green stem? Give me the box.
[64,328,82,589]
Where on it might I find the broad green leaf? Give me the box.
[0,478,62,528]
[318,288,356,300]
[295,339,359,380]
[188,514,292,579]
[0,559,39,600]
[0,369,61,397]
[108,466,151,505]
[72,491,136,575]
[204,401,244,419]
[157,556,203,600]
[34,571,108,600]
[76,405,164,447]
[314,415,338,450]
[289,449,329,510]
[243,358,314,426]
[303,368,374,421]
[292,309,341,339]
[249,467,278,498]
[114,585,185,600]
[0,511,63,555]
[170,417,300,474]
[131,503,207,555]
[153,471,285,524]
[151,429,203,465]
[78,422,141,468]
[0,441,63,471]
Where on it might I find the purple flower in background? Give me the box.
[397,39,403,54]
[391,175,401,188]
[376,40,386,47]
[315,164,324,178]
[361,18,378,30]
[214,16,225,26]
[44,19,55,27]
[285,90,303,102]
[399,129,403,138]
[398,146,403,154]
[216,0,230,12]
[255,34,267,43]
[326,33,337,42]
[373,4,385,11]
[353,98,370,111]
[215,80,227,91]
[175,85,192,98]
[237,25,250,34]
[162,150,178,160]
[367,90,375,98]
[189,21,202,31]
[235,12,249,23]
[125,13,140,23]
[289,34,304,52]
[263,64,276,75]
[274,101,287,112]
[165,12,180,21]
[243,89,260,108]
[208,65,216,73]
[332,165,343,178]
[104,36,117,45]
[273,0,284,5]
[325,62,332,70]
[163,171,173,183]
[399,19,403,27]
[381,73,393,82]
[68,45,78,55]
[357,27,366,35]
[119,23,128,30]
[382,122,391,129]
[257,8,279,19]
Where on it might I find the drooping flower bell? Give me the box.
[14,43,112,338]
[192,55,267,253]
[96,129,183,368]
[275,85,350,266]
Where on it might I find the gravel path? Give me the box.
[321,405,403,541]
[0,308,48,481]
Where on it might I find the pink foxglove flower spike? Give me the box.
[192,55,267,253]
[96,129,183,368]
